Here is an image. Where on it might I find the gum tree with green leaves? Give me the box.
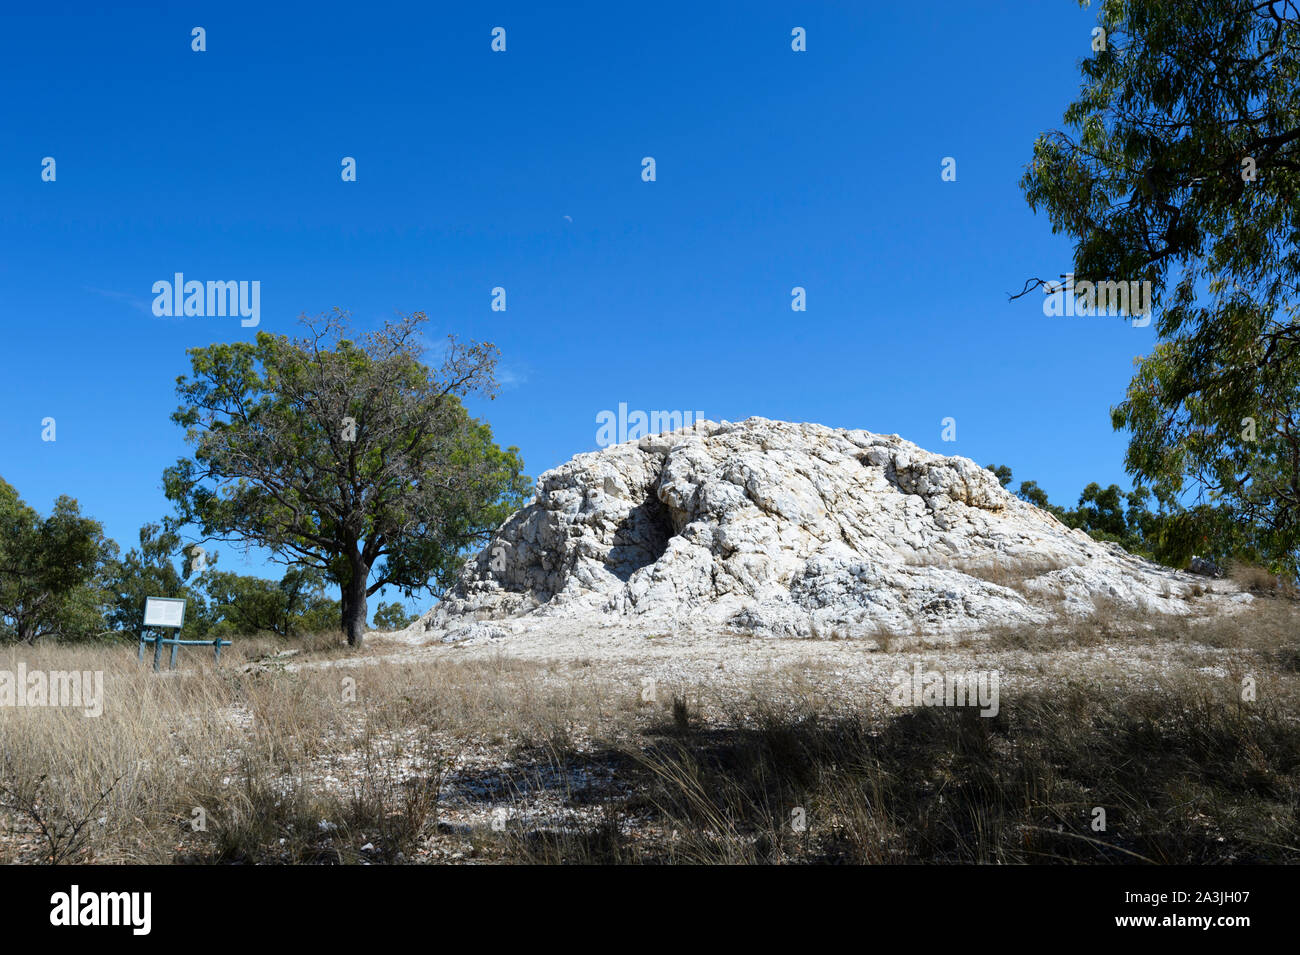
[202,567,340,639]
[1019,0,1300,574]
[164,310,528,647]
[371,601,417,631]
[0,478,117,643]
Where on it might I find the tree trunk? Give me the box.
[341,557,369,648]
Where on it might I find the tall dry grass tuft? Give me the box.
[946,554,1070,594]
[1230,562,1299,599]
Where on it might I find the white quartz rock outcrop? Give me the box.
[410,418,1230,641]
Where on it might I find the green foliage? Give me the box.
[0,478,117,643]
[1,484,204,644]
[203,567,340,638]
[1014,479,1058,515]
[984,463,1194,565]
[1,471,410,645]
[371,601,416,631]
[1021,1,1300,576]
[104,522,210,638]
[163,310,529,645]
[105,523,344,640]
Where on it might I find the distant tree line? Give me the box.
[984,463,1233,570]
[0,478,418,644]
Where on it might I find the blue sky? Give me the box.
[0,2,1147,619]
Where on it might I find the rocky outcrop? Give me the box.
[409,418,1240,642]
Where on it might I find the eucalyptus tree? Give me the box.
[164,310,527,646]
[1020,0,1300,573]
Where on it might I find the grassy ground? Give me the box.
[1,593,1297,864]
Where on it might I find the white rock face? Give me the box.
[410,418,1235,643]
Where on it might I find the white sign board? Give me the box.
[143,597,186,629]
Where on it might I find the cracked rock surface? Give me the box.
[408,418,1245,643]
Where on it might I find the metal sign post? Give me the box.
[137,597,231,671]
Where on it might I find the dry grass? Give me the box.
[1230,562,1299,599]
[0,640,632,863]
[1,600,1298,864]
[930,554,1070,595]
[588,678,1300,864]
[977,589,1298,656]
